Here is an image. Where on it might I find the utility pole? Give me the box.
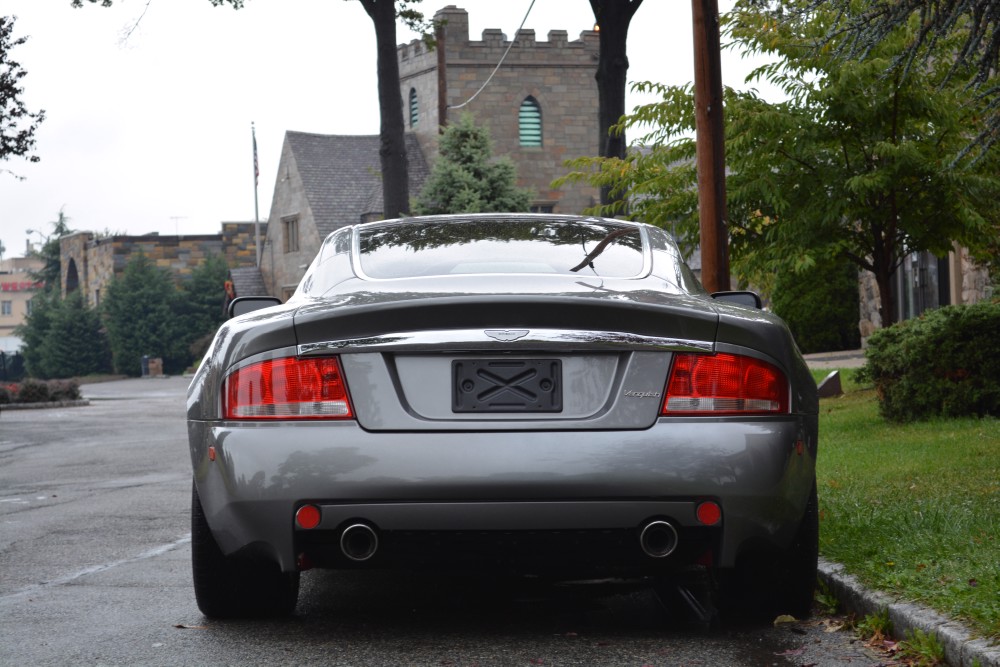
[691,0,731,293]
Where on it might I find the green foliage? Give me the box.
[898,628,946,666]
[16,290,58,378]
[28,210,74,294]
[771,260,861,353]
[862,300,1000,421]
[819,386,1000,638]
[16,289,110,379]
[0,16,46,174]
[414,113,533,215]
[176,254,230,350]
[853,608,892,642]
[102,253,188,376]
[556,2,1000,325]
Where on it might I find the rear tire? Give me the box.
[191,481,299,618]
[722,482,818,620]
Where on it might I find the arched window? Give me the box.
[409,88,419,128]
[519,96,542,147]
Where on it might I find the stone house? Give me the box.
[258,6,602,298]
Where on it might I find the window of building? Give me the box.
[1,300,11,316]
[26,299,33,316]
[530,204,555,214]
[283,216,300,253]
[409,88,419,128]
[519,96,542,147]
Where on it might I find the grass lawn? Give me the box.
[813,369,1000,639]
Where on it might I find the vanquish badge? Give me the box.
[624,390,661,398]
[484,329,529,342]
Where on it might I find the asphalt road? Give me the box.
[0,377,886,666]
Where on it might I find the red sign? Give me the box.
[0,282,43,292]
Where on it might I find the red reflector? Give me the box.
[696,501,722,526]
[295,505,321,530]
[224,356,354,420]
[662,353,789,415]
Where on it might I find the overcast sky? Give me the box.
[1,0,776,261]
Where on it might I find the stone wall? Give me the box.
[398,6,600,213]
[60,225,261,308]
[858,247,994,345]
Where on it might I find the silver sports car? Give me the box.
[187,214,818,619]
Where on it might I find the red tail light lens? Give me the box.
[224,357,354,420]
[662,353,788,415]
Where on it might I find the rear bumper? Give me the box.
[188,416,817,573]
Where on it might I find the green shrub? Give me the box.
[863,300,1000,421]
[771,260,861,354]
[16,379,50,403]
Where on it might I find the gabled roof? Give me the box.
[285,131,430,238]
[229,267,268,297]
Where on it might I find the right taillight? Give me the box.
[662,352,789,415]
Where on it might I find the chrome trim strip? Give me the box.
[298,329,714,355]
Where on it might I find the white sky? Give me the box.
[0,0,776,261]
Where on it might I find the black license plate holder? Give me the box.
[452,359,562,413]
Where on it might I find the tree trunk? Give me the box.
[360,0,410,219]
[590,0,643,209]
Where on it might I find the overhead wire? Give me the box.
[447,0,537,110]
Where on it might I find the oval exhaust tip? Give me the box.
[340,523,379,562]
[639,520,679,558]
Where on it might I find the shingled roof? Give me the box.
[229,267,268,298]
[285,131,430,238]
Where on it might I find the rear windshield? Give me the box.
[357,217,646,279]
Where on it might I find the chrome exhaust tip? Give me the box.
[639,519,679,558]
[340,523,379,562]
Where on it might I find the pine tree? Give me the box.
[414,114,532,215]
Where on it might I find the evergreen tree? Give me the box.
[414,114,533,215]
[37,291,111,378]
[15,290,57,378]
[102,253,187,376]
[176,254,230,357]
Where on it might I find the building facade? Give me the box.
[0,256,44,353]
[399,5,600,214]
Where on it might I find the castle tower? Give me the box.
[398,6,600,213]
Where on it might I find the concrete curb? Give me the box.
[0,399,91,411]
[819,559,1000,667]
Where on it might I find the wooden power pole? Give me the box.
[691,0,731,293]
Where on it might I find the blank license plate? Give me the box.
[452,359,562,413]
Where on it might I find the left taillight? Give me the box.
[662,352,789,415]
[223,356,354,420]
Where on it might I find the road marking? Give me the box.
[0,533,192,602]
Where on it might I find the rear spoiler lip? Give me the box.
[298,329,715,356]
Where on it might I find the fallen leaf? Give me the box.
[774,647,805,656]
[969,578,979,587]
[773,614,798,626]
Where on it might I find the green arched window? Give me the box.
[518,96,542,147]
[409,88,419,128]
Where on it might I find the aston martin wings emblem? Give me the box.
[484,329,530,342]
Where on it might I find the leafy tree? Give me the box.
[0,16,45,179]
[36,291,111,378]
[771,260,861,353]
[102,253,187,376]
[558,1,1000,326]
[763,0,1000,158]
[414,113,532,215]
[589,0,644,210]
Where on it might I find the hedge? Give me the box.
[862,300,1000,421]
